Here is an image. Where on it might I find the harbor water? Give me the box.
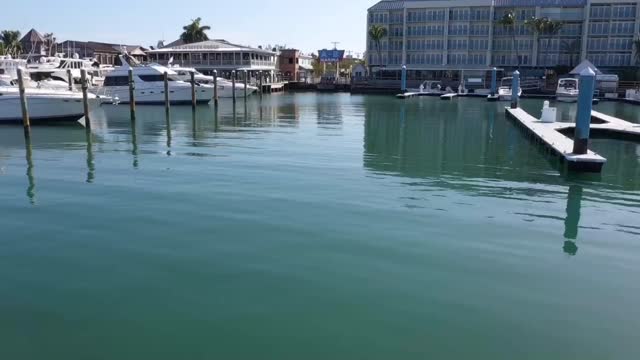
[1,93,639,359]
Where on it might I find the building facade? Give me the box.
[278,49,315,81]
[57,41,148,65]
[367,0,640,76]
[146,39,278,79]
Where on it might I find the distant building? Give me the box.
[146,39,278,78]
[19,29,46,56]
[352,63,368,78]
[57,40,148,65]
[278,49,315,82]
[367,0,640,78]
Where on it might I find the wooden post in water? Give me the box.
[213,70,219,106]
[128,69,136,120]
[232,70,237,103]
[17,68,30,137]
[67,69,73,91]
[243,70,248,100]
[164,71,170,114]
[190,70,196,109]
[80,69,91,129]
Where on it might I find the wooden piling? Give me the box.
[164,71,170,114]
[67,69,73,91]
[190,70,196,109]
[232,71,237,103]
[17,68,30,138]
[128,69,136,120]
[213,70,219,106]
[80,69,91,129]
[244,70,248,100]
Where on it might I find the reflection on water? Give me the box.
[24,136,35,205]
[563,185,583,255]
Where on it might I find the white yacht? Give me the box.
[498,77,523,101]
[556,78,579,103]
[625,88,640,102]
[0,85,98,123]
[27,54,106,89]
[0,55,27,80]
[97,55,214,105]
[169,66,258,98]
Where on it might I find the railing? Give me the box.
[155,58,274,68]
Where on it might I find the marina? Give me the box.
[3,0,640,358]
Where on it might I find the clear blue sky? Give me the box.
[1,0,376,56]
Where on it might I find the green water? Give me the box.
[1,94,639,359]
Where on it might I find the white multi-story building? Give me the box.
[367,0,640,77]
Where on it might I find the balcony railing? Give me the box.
[153,58,275,68]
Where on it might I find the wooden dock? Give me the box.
[505,107,606,172]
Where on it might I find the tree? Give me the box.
[525,17,563,66]
[180,18,211,44]
[368,25,388,71]
[634,36,640,65]
[497,10,520,67]
[560,39,581,68]
[0,30,22,56]
[43,32,56,56]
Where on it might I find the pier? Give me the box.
[505,107,606,172]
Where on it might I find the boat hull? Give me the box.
[556,94,578,103]
[98,84,214,105]
[0,91,92,123]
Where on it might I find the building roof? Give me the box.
[148,39,276,55]
[20,28,45,43]
[369,0,404,11]
[59,40,147,55]
[570,60,602,75]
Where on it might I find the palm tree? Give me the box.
[561,39,581,67]
[525,17,548,65]
[180,18,211,44]
[368,24,388,71]
[633,35,640,65]
[0,30,22,57]
[497,10,520,67]
[43,32,56,56]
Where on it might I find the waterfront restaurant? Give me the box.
[146,39,278,80]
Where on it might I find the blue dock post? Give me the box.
[573,68,596,155]
[510,70,520,109]
[401,65,407,93]
[490,67,497,96]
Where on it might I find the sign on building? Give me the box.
[318,49,345,63]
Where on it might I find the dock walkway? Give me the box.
[505,108,606,172]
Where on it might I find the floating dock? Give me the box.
[440,93,458,100]
[505,107,606,172]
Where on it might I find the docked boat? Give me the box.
[0,86,97,123]
[27,55,106,89]
[498,77,523,101]
[169,66,258,98]
[96,55,214,105]
[626,88,640,102]
[556,78,579,103]
[410,80,444,95]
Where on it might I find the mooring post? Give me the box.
[510,70,520,109]
[490,67,497,97]
[244,70,248,100]
[67,69,73,91]
[80,69,91,129]
[190,70,196,109]
[17,68,30,138]
[164,71,170,114]
[128,69,136,120]
[213,70,219,106]
[401,65,407,93]
[232,70,237,103]
[573,68,596,155]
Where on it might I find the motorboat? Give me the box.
[0,85,98,123]
[96,55,214,105]
[556,78,579,103]
[498,77,523,101]
[27,54,106,89]
[169,66,258,98]
[411,80,444,95]
[0,55,27,81]
[626,88,640,102]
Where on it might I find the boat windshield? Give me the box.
[560,81,577,90]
